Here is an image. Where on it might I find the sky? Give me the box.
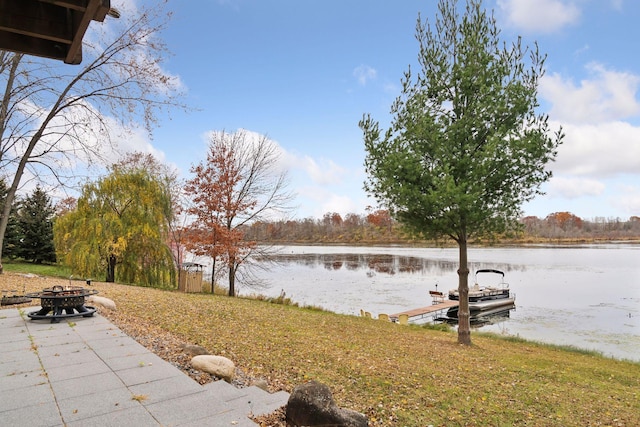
[105,0,640,221]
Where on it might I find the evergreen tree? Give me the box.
[0,179,21,261]
[16,186,56,264]
[360,0,562,344]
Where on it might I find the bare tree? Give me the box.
[0,1,185,271]
[184,130,294,296]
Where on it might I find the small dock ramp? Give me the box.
[390,300,459,324]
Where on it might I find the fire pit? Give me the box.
[26,285,98,323]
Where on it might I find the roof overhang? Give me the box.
[0,0,112,65]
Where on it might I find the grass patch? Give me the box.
[3,267,640,426]
[421,321,453,332]
[1,260,71,278]
[244,290,329,312]
[478,331,607,357]
[245,290,299,306]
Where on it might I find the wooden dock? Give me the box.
[389,300,459,323]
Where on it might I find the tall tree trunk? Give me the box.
[0,51,84,267]
[228,260,236,297]
[106,254,116,283]
[211,258,216,293]
[0,54,23,269]
[457,236,471,345]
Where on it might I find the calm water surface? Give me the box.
[249,244,640,362]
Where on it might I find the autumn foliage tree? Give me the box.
[184,130,293,296]
[545,212,583,231]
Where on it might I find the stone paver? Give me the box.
[0,308,288,426]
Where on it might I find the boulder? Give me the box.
[181,344,208,356]
[87,295,116,310]
[191,355,235,382]
[286,381,368,427]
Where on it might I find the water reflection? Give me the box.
[266,252,525,276]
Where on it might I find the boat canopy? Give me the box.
[475,269,505,277]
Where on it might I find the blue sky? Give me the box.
[111,0,640,221]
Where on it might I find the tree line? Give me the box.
[243,211,640,244]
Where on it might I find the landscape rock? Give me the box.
[191,355,235,382]
[181,344,208,356]
[285,380,368,427]
[87,295,116,310]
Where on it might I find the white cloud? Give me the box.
[611,185,640,215]
[320,194,361,216]
[574,44,590,57]
[353,65,377,86]
[610,0,623,11]
[553,121,640,177]
[296,186,365,218]
[299,156,345,185]
[111,122,166,163]
[290,156,346,186]
[497,0,580,33]
[547,176,605,198]
[541,63,640,124]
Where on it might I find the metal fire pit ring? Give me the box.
[26,285,99,323]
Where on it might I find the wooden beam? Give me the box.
[0,0,73,44]
[41,0,110,19]
[39,0,90,12]
[0,30,68,62]
[0,0,111,65]
[63,0,111,64]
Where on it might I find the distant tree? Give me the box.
[521,215,544,236]
[321,212,343,238]
[330,212,343,228]
[54,160,174,285]
[366,208,393,232]
[0,1,185,272]
[360,0,562,344]
[183,130,293,296]
[545,212,583,231]
[16,186,56,264]
[55,197,78,216]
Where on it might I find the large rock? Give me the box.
[191,355,235,382]
[86,295,116,310]
[286,381,368,427]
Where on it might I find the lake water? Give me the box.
[246,244,640,362]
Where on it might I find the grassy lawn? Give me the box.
[1,259,71,278]
[2,262,639,426]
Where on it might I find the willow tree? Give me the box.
[54,161,174,286]
[360,0,562,345]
